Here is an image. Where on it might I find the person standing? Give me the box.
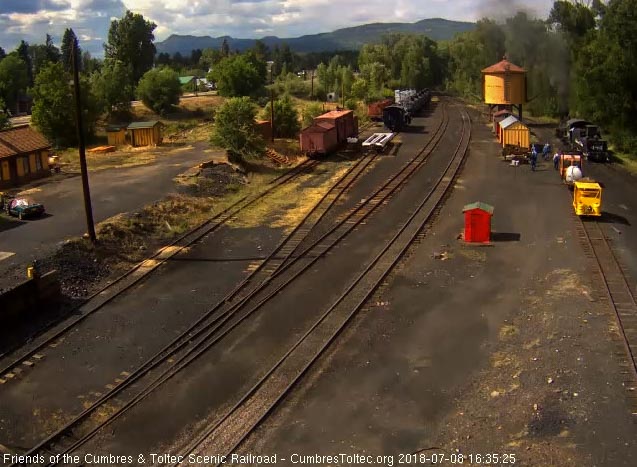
[553,151,560,170]
[530,145,538,172]
[543,143,551,160]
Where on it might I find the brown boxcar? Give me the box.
[300,122,338,156]
[314,110,356,144]
[367,99,393,120]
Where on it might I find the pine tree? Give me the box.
[61,28,80,73]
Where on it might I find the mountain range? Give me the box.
[155,18,475,56]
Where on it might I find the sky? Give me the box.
[0,0,556,56]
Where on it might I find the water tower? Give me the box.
[482,56,527,119]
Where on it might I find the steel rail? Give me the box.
[181,106,472,464]
[578,219,637,384]
[10,151,377,466]
[0,159,319,376]
[16,101,450,466]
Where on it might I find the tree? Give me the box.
[31,62,100,146]
[82,51,101,74]
[261,95,300,138]
[211,97,265,163]
[91,59,133,117]
[0,47,5,61]
[301,102,324,127]
[209,53,266,97]
[0,98,10,130]
[200,48,223,70]
[28,34,61,77]
[136,67,182,115]
[221,38,230,58]
[16,40,33,86]
[0,55,29,114]
[61,28,80,73]
[105,10,157,84]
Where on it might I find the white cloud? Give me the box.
[0,0,555,55]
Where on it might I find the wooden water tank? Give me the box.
[482,58,527,106]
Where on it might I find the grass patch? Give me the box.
[610,150,637,175]
[57,147,159,172]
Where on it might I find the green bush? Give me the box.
[261,95,300,138]
[137,67,182,115]
[302,102,324,127]
[211,97,265,162]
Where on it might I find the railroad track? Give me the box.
[0,158,320,377]
[11,100,454,465]
[179,104,472,464]
[576,218,637,396]
[8,150,378,466]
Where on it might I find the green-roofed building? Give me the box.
[127,121,163,147]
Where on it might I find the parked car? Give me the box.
[5,197,45,219]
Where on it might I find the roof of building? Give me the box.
[179,76,196,84]
[106,124,128,132]
[314,110,353,120]
[0,125,51,159]
[499,115,520,129]
[482,58,526,74]
[127,121,162,130]
[463,202,494,214]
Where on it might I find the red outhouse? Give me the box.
[463,202,494,243]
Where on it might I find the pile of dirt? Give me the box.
[179,162,247,197]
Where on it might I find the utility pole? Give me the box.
[270,67,275,142]
[71,39,96,243]
[310,71,314,99]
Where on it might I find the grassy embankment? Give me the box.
[58,94,224,172]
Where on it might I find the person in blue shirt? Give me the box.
[543,143,551,160]
[530,145,538,171]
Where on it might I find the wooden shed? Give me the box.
[128,121,163,147]
[499,116,529,148]
[300,122,338,156]
[106,124,127,146]
[493,109,513,135]
[0,125,51,188]
[463,202,494,243]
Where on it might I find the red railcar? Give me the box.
[367,99,393,120]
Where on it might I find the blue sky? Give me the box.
[0,0,556,56]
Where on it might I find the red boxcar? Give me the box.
[367,99,393,120]
[314,110,356,144]
[300,121,338,156]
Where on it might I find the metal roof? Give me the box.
[179,76,196,84]
[315,110,353,120]
[106,124,127,132]
[127,121,161,130]
[499,115,520,129]
[482,59,526,74]
[463,202,494,214]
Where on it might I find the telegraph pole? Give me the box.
[71,39,96,243]
[270,66,275,142]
